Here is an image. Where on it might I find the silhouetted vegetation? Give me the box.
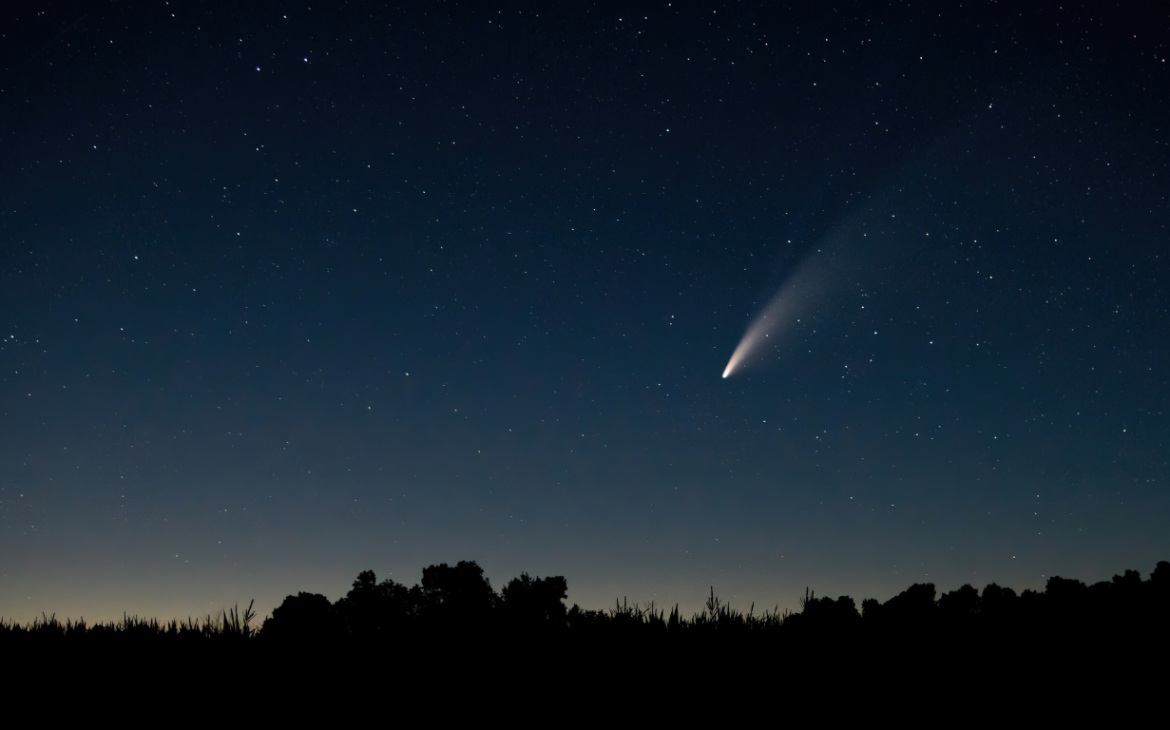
[6,560,1170,671]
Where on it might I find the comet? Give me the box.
[722,294,790,378]
[722,248,828,379]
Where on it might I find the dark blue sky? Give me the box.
[2,1,1167,621]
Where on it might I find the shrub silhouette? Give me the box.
[793,589,860,630]
[265,592,334,642]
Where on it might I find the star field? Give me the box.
[1,1,1167,621]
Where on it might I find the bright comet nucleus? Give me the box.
[722,247,829,379]
[722,296,789,378]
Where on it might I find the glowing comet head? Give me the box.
[721,307,783,378]
[722,248,829,379]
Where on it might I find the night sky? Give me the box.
[2,1,1168,623]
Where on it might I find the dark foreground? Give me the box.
[6,561,1168,712]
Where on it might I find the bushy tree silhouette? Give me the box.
[881,582,937,627]
[501,573,568,630]
[979,583,1018,618]
[938,584,980,620]
[1151,561,1170,586]
[1151,561,1170,608]
[1045,575,1088,604]
[417,560,497,627]
[334,570,413,637]
[264,592,335,643]
[796,590,860,628]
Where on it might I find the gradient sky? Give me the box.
[2,1,1167,623]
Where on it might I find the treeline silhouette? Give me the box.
[9,561,1161,709]
[6,559,1169,654]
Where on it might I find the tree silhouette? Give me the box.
[938,584,980,620]
[882,583,937,624]
[979,583,1018,618]
[333,570,413,637]
[501,573,568,630]
[418,561,497,627]
[264,592,335,643]
[10,556,1170,678]
[797,591,860,628]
